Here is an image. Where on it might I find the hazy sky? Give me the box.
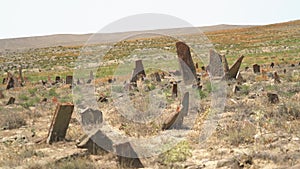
[1,0,299,39]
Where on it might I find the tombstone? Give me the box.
[253,64,261,74]
[6,77,14,90]
[131,60,146,83]
[46,103,74,144]
[115,142,144,168]
[86,79,92,84]
[80,108,103,126]
[77,79,81,85]
[232,85,241,94]
[208,50,224,78]
[274,72,281,83]
[227,55,245,79]
[154,72,161,82]
[176,42,197,84]
[6,97,15,105]
[291,64,295,67]
[195,63,199,69]
[270,62,275,68]
[90,71,94,80]
[0,90,4,99]
[267,93,279,104]
[41,80,47,86]
[245,66,249,71]
[201,66,206,71]
[66,75,73,84]
[41,98,47,102]
[77,129,113,154]
[19,65,24,84]
[172,83,178,98]
[108,78,113,83]
[283,69,287,74]
[55,76,61,83]
[221,55,229,73]
[2,78,6,84]
[172,92,189,128]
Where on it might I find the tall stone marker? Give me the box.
[208,50,224,78]
[176,42,197,85]
[253,64,261,74]
[66,75,73,84]
[227,55,245,79]
[47,103,74,144]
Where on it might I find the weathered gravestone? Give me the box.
[0,90,4,99]
[154,72,161,82]
[115,142,144,168]
[65,75,73,84]
[176,42,197,84]
[46,103,74,144]
[131,60,146,83]
[253,64,261,74]
[55,76,61,83]
[172,83,178,98]
[274,72,281,83]
[227,55,245,79]
[270,62,275,68]
[267,93,279,104]
[6,97,15,105]
[80,108,103,126]
[77,129,113,154]
[6,75,14,90]
[208,50,224,78]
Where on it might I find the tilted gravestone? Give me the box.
[176,42,197,84]
[46,103,74,144]
[227,55,244,79]
[115,142,144,168]
[253,64,261,74]
[66,75,73,84]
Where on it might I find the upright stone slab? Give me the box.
[154,72,161,82]
[176,42,197,84]
[115,142,144,168]
[172,83,178,98]
[19,65,24,85]
[172,92,189,128]
[6,77,14,90]
[274,72,281,83]
[90,71,94,80]
[47,103,74,144]
[131,60,146,82]
[77,129,113,154]
[208,50,224,78]
[227,55,244,79]
[0,90,4,99]
[221,55,229,73]
[253,64,261,74]
[66,75,73,84]
[55,76,61,83]
[6,97,15,105]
